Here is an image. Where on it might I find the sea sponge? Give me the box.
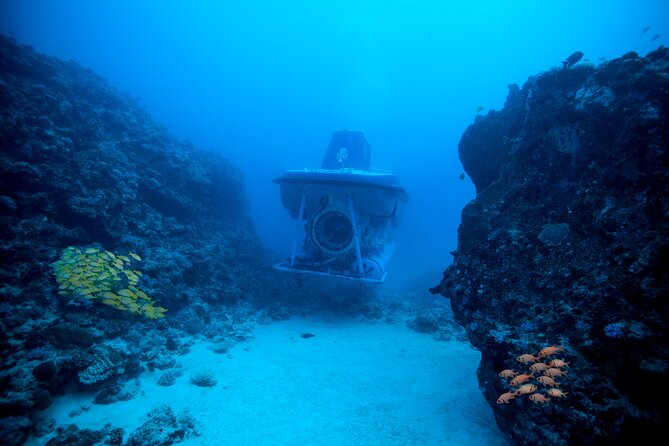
[53,246,167,319]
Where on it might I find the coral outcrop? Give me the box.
[0,35,262,313]
[432,47,669,444]
[0,33,264,433]
[127,406,199,446]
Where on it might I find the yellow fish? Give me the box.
[117,288,136,298]
[135,290,150,300]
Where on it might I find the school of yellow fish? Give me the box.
[496,345,569,405]
[52,246,167,319]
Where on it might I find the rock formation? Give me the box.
[432,47,669,444]
[0,34,264,440]
[0,35,263,311]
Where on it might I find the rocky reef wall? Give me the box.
[0,34,263,311]
[0,34,268,438]
[431,48,669,444]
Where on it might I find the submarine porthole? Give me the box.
[311,210,354,255]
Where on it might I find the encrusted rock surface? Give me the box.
[432,48,669,444]
[0,34,263,314]
[0,33,264,430]
[127,406,199,446]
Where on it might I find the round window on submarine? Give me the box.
[310,209,354,256]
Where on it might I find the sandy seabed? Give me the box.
[30,317,508,445]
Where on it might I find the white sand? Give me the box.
[31,317,508,445]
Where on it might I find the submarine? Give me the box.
[272,130,407,283]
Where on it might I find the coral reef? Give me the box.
[0,31,264,335]
[127,406,199,446]
[92,379,141,405]
[0,33,275,439]
[78,344,125,386]
[190,371,217,388]
[0,416,31,446]
[157,371,177,387]
[108,426,124,445]
[432,47,669,444]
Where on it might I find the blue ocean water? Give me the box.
[2,0,666,284]
[1,1,668,445]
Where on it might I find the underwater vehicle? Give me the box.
[273,130,407,284]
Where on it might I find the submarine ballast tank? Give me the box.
[272,130,407,283]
